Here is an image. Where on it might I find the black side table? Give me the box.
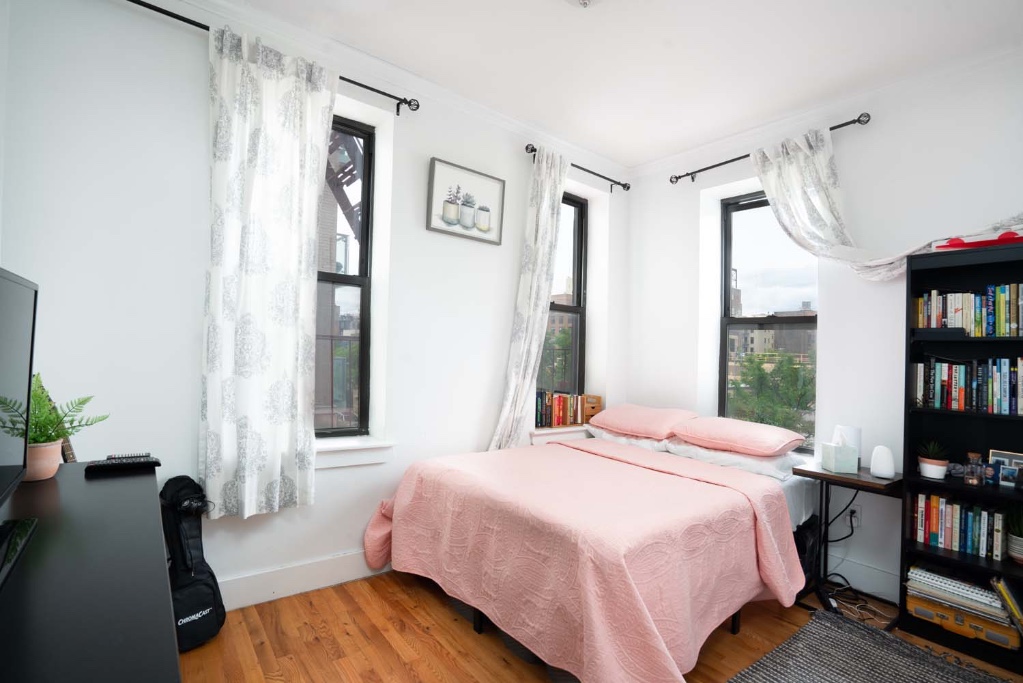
[792,461,903,629]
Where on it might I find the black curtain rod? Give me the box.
[124,0,420,116]
[524,144,631,192]
[668,112,871,185]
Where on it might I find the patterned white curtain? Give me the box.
[752,128,1022,281]
[489,146,570,450]
[200,28,337,519]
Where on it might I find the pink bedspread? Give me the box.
[365,439,804,682]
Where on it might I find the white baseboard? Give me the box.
[218,549,386,611]
[826,553,899,604]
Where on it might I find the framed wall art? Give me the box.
[426,157,506,245]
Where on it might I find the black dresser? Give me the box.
[0,463,180,682]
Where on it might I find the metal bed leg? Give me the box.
[472,607,484,634]
[730,610,741,635]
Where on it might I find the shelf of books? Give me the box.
[902,244,1023,674]
[535,392,602,429]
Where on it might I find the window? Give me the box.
[538,194,587,395]
[721,192,817,445]
[314,117,374,436]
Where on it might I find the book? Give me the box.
[980,509,989,558]
[992,511,1004,561]
[930,496,940,546]
[973,505,983,556]
[952,503,961,552]
[939,498,947,548]
[1012,283,1020,336]
[987,285,996,336]
[917,494,927,544]
[993,578,1023,636]
[944,502,954,550]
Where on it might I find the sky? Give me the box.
[730,205,817,316]
[551,203,577,299]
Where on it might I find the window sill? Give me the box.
[315,435,395,470]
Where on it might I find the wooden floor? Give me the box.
[181,571,1022,682]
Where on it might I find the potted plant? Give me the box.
[459,192,476,229]
[476,204,491,232]
[0,374,108,481]
[1008,506,1023,564]
[917,440,949,480]
[442,185,461,225]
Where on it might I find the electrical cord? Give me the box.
[828,490,859,527]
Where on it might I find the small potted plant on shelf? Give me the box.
[475,204,491,232]
[0,374,108,481]
[459,192,477,229]
[442,185,462,225]
[1008,506,1023,564]
[917,440,949,480]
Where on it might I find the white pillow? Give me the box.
[664,438,806,480]
[586,424,669,451]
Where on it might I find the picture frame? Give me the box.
[426,157,506,246]
[1000,465,1019,487]
[989,449,1023,467]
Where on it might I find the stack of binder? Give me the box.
[905,567,1021,650]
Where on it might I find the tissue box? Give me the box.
[821,442,859,474]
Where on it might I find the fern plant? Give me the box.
[0,374,108,444]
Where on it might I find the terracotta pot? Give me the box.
[25,440,63,481]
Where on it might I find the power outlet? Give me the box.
[848,504,862,528]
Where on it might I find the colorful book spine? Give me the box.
[952,503,961,552]
[917,494,926,544]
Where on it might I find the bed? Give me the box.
[365,437,807,683]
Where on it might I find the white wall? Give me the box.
[1,0,630,608]
[627,48,1023,600]
[0,0,10,257]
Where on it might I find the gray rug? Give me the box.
[731,610,1008,683]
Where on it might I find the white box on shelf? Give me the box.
[821,442,859,474]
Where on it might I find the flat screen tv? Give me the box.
[0,267,37,506]
[0,267,38,593]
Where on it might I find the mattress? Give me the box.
[780,463,817,530]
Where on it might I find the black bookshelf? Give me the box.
[901,243,1023,675]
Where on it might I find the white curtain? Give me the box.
[200,28,337,519]
[489,146,571,450]
[752,128,1023,281]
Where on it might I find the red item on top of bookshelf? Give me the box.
[935,232,1023,250]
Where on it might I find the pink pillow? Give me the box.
[671,416,804,457]
[589,404,698,440]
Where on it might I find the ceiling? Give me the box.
[226,0,1023,168]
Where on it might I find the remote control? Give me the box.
[85,454,161,477]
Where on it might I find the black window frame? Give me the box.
[540,192,588,395]
[315,115,374,438]
[719,191,817,446]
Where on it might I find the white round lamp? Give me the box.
[870,445,895,479]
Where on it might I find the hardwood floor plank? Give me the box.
[182,572,1022,683]
[240,605,283,679]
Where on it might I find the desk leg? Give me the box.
[815,480,840,613]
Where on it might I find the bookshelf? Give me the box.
[901,243,1023,675]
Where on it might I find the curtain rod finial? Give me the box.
[857,112,871,125]
[525,144,537,154]
[407,99,420,112]
[622,183,631,192]
[669,175,681,185]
